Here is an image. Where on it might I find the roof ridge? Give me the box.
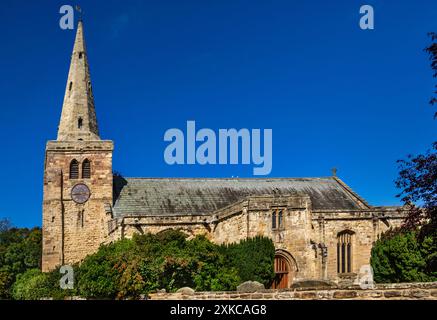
[332,177,371,209]
[122,177,335,180]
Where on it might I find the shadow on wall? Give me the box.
[113,171,128,205]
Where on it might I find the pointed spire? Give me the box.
[57,20,100,141]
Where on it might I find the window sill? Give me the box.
[338,272,357,277]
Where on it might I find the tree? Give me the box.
[11,269,51,300]
[394,32,437,230]
[426,32,437,119]
[395,142,437,230]
[372,33,437,282]
[0,227,42,299]
[371,229,436,283]
[0,218,12,232]
[63,230,274,299]
[223,236,276,287]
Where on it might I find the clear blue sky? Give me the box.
[0,1,436,228]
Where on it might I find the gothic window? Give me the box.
[82,159,91,179]
[278,210,283,229]
[78,117,83,129]
[79,52,83,59]
[272,211,277,229]
[69,82,73,91]
[69,159,79,179]
[272,209,284,230]
[337,230,354,274]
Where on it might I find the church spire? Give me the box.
[57,20,100,141]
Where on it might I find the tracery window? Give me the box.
[337,230,354,273]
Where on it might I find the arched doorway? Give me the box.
[271,250,298,289]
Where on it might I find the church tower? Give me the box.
[42,21,114,271]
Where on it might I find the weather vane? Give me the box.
[75,5,83,21]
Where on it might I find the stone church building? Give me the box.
[42,21,406,288]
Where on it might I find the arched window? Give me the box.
[337,230,354,274]
[272,211,277,229]
[278,210,283,229]
[272,209,284,230]
[82,159,91,179]
[78,117,83,129]
[69,159,79,179]
[69,82,73,91]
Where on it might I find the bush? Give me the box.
[12,269,51,300]
[74,230,275,299]
[0,227,42,299]
[371,227,437,283]
[223,236,276,287]
[76,239,134,299]
[3,229,275,299]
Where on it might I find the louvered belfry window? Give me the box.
[337,231,353,274]
[69,160,79,179]
[82,159,91,179]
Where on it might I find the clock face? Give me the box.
[71,183,90,204]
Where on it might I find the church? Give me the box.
[42,21,406,288]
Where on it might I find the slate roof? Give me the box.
[112,177,369,217]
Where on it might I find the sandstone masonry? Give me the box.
[42,21,408,289]
[148,282,437,300]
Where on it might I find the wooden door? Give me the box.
[271,255,289,289]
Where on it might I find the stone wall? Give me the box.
[148,282,437,300]
[42,140,114,271]
[114,195,407,284]
[317,210,405,281]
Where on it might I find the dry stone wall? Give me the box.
[148,282,437,300]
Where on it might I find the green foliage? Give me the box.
[10,267,72,300]
[381,33,437,285]
[0,270,14,299]
[0,226,275,300]
[371,227,437,283]
[73,230,275,299]
[223,236,276,287]
[11,269,50,300]
[76,239,134,299]
[0,226,42,299]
